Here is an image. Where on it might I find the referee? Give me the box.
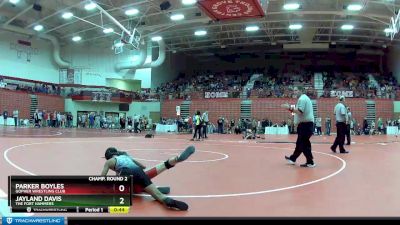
[282,86,316,168]
[331,96,349,154]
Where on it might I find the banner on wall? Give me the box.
[5,83,17,90]
[330,90,354,98]
[67,69,75,83]
[59,68,82,84]
[92,92,112,102]
[204,91,229,98]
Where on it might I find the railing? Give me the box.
[0,75,160,102]
[71,91,160,103]
[160,87,400,101]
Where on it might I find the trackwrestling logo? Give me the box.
[2,217,64,225]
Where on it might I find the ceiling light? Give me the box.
[125,8,139,16]
[341,24,354,30]
[62,12,73,19]
[103,28,114,33]
[72,36,82,42]
[33,24,43,31]
[289,24,302,30]
[384,28,394,33]
[283,3,300,10]
[9,0,20,4]
[170,14,185,21]
[347,4,363,11]
[182,0,197,5]
[84,2,97,11]
[245,25,259,32]
[151,36,162,41]
[194,30,207,36]
[115,42,124,48]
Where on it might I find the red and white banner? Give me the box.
[197,0,265,21]
[204,91,229,98]
[330,90,354,98]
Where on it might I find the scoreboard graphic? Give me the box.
[8,176,132,214]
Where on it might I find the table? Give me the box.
[386,126,399,135]
[265,126,289,135]
[156,124,178,133]
[0,116,15,126]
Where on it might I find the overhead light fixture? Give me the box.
[283,3,300,10]
[62,12,74,19]
[170,14,185,21]
[125,8,139,16]
[72,36,82,42]
[182,0,197,5]
[384,28,394,33]
[341,24,354,30]
[9,0,20,4]
[33,24,43,31]
[103,28,114,33]
[84,2,97,11]
[115,42,124,48]
[194,30,207,36]
[245,25,259,32]
[347,4,363,11]
[151,36,162,41]
[289,24,302,30]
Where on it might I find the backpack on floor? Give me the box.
[145,133,154,138]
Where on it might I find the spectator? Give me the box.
[13,109,18,127]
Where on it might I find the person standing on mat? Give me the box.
[325,116,331,136]
[191,111,202,141]
[202,111,209,139]
[331,96,349,154]
[346,107,352,145]
[101,145,195,211]
[13,109,19,127]
[282,86,316,168]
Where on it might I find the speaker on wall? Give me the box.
[119,103,129,111]
[160,1,171,10]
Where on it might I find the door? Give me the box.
[149,111,160,124]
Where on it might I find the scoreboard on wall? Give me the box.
[8,176,132,214]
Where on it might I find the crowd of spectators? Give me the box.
[156,69,399,100]
[1,68,400,101]
[0,76,159,101]
[321,72,399,99]
[252,71,315,98]
[155,69,254,100]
